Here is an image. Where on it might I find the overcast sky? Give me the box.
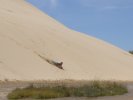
[27,0,133,51]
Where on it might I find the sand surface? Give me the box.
[0,0,133,81]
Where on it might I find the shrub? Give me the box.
[129,51,133,54]
[7,81,128,100]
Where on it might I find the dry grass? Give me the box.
[7,80,128,99]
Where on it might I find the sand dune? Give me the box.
[0,0,133,81]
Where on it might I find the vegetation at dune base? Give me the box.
[7,81,128,100]
[129,51,133,54]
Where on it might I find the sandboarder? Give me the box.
[53,61,63,70]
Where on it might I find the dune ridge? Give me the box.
[0,0,133,81]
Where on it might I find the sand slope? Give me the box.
[0,0,133,81]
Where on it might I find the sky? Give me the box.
[27,0,133,51]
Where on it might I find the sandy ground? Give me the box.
[0,0,133,81]
[0,82,133,100]
[0,82,29,100]
[1,0,133,99]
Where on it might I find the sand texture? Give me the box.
[0,0,133,81]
